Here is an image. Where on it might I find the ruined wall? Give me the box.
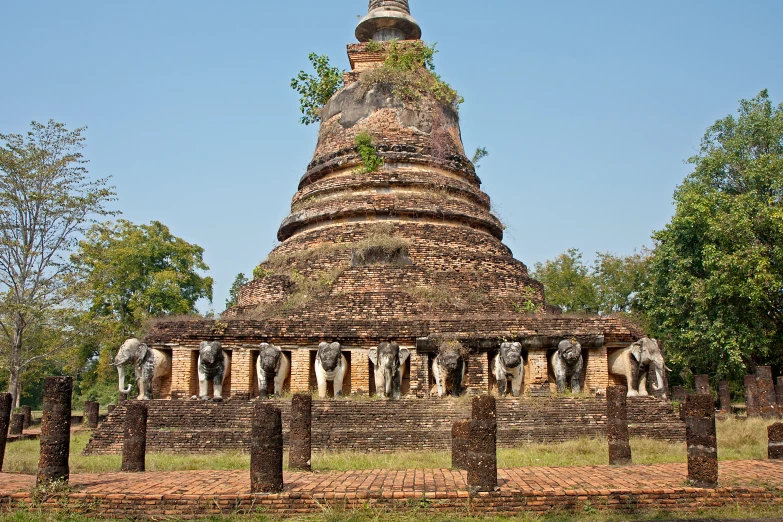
[83,396,683,455]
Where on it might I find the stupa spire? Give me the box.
[355,0,422,42]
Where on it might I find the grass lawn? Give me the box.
[1,417,774,475]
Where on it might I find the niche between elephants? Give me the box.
[308,349,351,396]
[250,350,291,398]
[188,349,232,399]
[546,347,589,393]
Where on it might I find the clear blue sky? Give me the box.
[2,1,781,313]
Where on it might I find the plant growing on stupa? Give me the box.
[359,40,463,109]
[290,53,345,125]
[354,131,384,173]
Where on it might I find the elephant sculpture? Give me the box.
[368,342,410,399]
[608,337,667,397]
[195,341,228,401]
[493,342,524,397]
[111,338,172,401]
[432,343,466,397]
[315,342,347,398]
[549,339,583,393]
[256,343,290,398]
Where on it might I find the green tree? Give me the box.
[593,250,650,314]
[0,120,116,405]
[72,220,214,342]
[225,272,248,309]
[637,90,783,381]
[290,53,345,125]
[533,249,599,313]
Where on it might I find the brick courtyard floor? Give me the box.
[1,461,782,518]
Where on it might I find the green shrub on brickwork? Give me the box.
[354,131,384,174]
[359,40,463,110]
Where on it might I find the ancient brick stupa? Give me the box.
[145,0,645,400]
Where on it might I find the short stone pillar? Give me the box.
[9,414,24,435]
[121,402,148,472]
[718,381,732,413]
[607,385,631,465]
[289,394,312,471]
[756,366,777,417]
[684,394,717,488]
[451,419,470,470]
[21,405,32,429]
[37,376,72,486]
[744,374,760,417]
[776,377,783,412]
[694,375,711,395]
[118,392,128,403]
[768,423,783,460]
[0,393,12,471]
[468,395,497,492]
[672,386,686,402]
[250,403,283,493]
[107,404,115,415]
[86,401,99,429]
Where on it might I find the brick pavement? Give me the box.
[1,460,782,518]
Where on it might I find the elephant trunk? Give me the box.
[117,364,132,394]
[384,367,393,397]
[651,363,664,391]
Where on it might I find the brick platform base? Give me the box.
[84,396,683,455]
[1,461,782,518]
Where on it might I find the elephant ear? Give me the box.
[199,341,208,350]
[138,343,149,363]
[368,348,378,366]
[399,348,410,365]
[630,341,642,362]
[512,342,522,351]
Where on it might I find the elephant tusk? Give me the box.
[665,365,672,372]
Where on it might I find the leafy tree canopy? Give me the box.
[637,90,783,381]
[533,248,649,316]
[225,272,248,310]
[72,220,213,339]
[290,53,345,126]
[0,120,116,405]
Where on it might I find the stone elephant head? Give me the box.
[317,342,342,372]
[499,342,523,369]
[111,338,150,394]
[258,343,283,376]
[557,339,582,366]
[369,342,410,399]
[630,337,665,393]
[199,341,223,367]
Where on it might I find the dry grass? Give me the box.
[2,417,775,476]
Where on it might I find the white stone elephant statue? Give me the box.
[256,343,290,398]
[369,342,409,399]
[315,342,347,398]
[608,337,667,397]
[432,343,466,397]
[111,338,171,401]
[549,339,583,393]
[493,342,524,397]
[194,341,229,401]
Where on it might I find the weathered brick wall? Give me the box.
[83,396,682,455]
